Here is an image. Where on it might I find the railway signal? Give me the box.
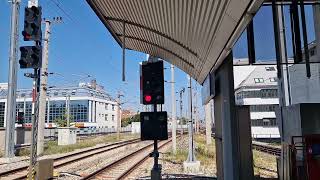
[22,6,42,41]
[139,59,167,179]
[19,46,42,69]
[140,61,164,105]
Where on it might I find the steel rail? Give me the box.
[81,139,173,180]
[252,142,281,156]
[0,138,140,179]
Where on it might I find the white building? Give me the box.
[234,63,280,139]
[288,41,320,104]
[0,82,120,129]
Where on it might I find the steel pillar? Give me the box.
[213,53,240,180]
[5,0,20,158]
[205,100,212,145]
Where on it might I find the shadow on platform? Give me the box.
[254,177,278,180]
[136,174,278,180]
[136,174,216,179]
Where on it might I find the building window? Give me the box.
[269,77,277,82]
[54,92,59,96]
[310,49,315,56]
[254,78,264,83]
[112,104,115,111]
[0,102,5,127]
[112,115,115,121]
[251,118,276,127]
[265,67,276,71]
[236,89,278,99]
[105,114,108,121]
[105,103,108,110]
[250,104,278,112]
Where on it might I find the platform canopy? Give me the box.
[87,0,264,83]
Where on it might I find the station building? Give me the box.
[0,82,119,128]
[234,63,280,139]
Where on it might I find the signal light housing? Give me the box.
[19,46,42,69]
[22,6,42,41]
[140,61,164,105]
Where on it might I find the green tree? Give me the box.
[178,117,188,125]
[54,113,74,127]
[121,114,140,127]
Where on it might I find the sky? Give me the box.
[0,0,202,118]
[0,1,317,118]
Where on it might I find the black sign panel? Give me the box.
[140,111,168,140]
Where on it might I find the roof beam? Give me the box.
[105,16,199,58]
[263,0,320,5]
[116,34,195,68]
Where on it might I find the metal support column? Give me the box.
[290,0,303,63]
[117,92,122,140]
[205,100,212,145]
[5,0,20,159]
[151,104,161,180]
[122,21,126,81]
[28,69,40,179]
[299,0,311,78]
[313,4,320,62]
[187,75,196,162]
[247,20,256,64]
[272,1,290,179]
[213,53,240,180]
[170,64,177,154]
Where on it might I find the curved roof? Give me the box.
[87,0,264,83]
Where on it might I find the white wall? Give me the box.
[93,99,118,129]
[289,64,320,104]
[251,127,280,138]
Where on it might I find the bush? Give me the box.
[121,114,140,127]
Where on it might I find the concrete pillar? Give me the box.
[205,100,212,145]
[213,53,240,180]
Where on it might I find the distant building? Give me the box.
[121,109,137,120]
[288,41,320,104]
[0,82,119,128]
[234,63,280,139]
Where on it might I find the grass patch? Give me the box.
[15,133,138,156]
[253,150,277,177]
[164,149,188,164]
[164,134,216,167]
[195,135,216,166]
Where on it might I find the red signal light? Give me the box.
[145,95,152,102]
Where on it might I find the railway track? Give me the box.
[0,138,140,179]
[252,141,281,156]
[81,139,173,180]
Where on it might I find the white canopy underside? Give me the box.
[87,0,264,83]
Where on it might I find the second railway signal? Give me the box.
[19,46,42,69]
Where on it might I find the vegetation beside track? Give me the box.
[253,150,277,178]
[163,134,216,175]
[15,133,139,156]
[163,134,277,178]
